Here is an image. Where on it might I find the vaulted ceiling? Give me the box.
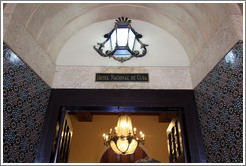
[3,2,243,89]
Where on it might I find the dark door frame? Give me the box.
[35,89,206,163]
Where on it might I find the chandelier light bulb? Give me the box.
[103,114,145,155]
[129,127,131,134]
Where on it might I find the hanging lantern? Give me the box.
[94,17,148,63]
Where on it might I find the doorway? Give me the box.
[36,89,206,163]
[50,106,189,163]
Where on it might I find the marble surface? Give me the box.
[190,14,243,88]
[4,17,56,87]
[53,66,192,89]
[3,4,17,37]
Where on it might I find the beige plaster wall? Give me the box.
[53,66,192,89]
[68,115,170,163]
[190,14,243,88]
[3,17,56,87]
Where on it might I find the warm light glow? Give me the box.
[126,139,138,154]
[116,138,129,152]
[103,114,144,155]
[116,115,133,136]
[110,141,121,154]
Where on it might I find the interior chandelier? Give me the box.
[103,114,145,155]
[94,17,148,63]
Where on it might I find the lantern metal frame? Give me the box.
[94,17,148,63]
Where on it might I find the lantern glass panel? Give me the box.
[113,50,132,60]
[117,28,129,46]
[133,39,142,52]
[110,30,117,50]
[128,29,136,51]
[114,50,131,56]
[104,39,111,53]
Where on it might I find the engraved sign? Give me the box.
[96,73,149,82]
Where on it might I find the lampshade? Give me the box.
[116,114,133,136]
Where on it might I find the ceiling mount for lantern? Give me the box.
[94,17,148,63]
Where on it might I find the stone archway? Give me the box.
[100,146,148,163]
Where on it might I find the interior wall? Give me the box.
[190,14,243,88]
[3,16,56,87]
[194,41,243,162]
[3,44,51,162]
[68,115,170,163]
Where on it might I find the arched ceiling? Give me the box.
[3,2,243,89]
[10,3,241,66]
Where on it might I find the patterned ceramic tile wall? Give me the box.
[194,41,243,162]
[3,43,51,162]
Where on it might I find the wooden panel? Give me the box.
[130,153,134,163]
[116,154,120,163]
[133,147,143,162]
[56,112,73,163]
[120,154,130,163]
[100,149,108,163]
[107,148,117,163]
[76,112,93,122]
[159,113,177,123]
